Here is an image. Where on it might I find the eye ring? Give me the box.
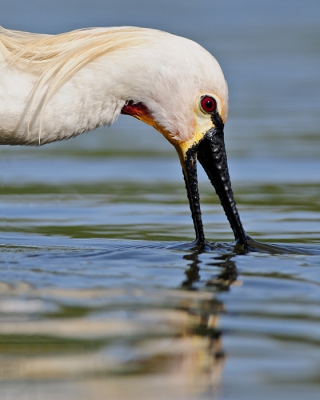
[200,96,217,114]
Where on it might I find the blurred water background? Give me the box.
[1,1,320,399]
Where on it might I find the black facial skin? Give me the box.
[183,109,248,250]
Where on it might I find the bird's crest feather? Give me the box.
[0,26,151,141]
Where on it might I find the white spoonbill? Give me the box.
[0,26,247,248]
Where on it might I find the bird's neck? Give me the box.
[0,57,125,145]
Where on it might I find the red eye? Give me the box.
[200,96,217,113]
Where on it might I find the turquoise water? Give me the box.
[1,1,320,399]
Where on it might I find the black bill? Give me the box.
[183,112,247,248]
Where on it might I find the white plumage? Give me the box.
[0,26,247,248]
[0,26,228,149]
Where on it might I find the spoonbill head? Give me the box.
[0,26,247,248]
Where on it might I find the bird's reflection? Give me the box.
[182,243,238,289]
[0,243,241,399]
[182,251,201,287]
[177,245,239,395]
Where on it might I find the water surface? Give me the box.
[1,1,320,399]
